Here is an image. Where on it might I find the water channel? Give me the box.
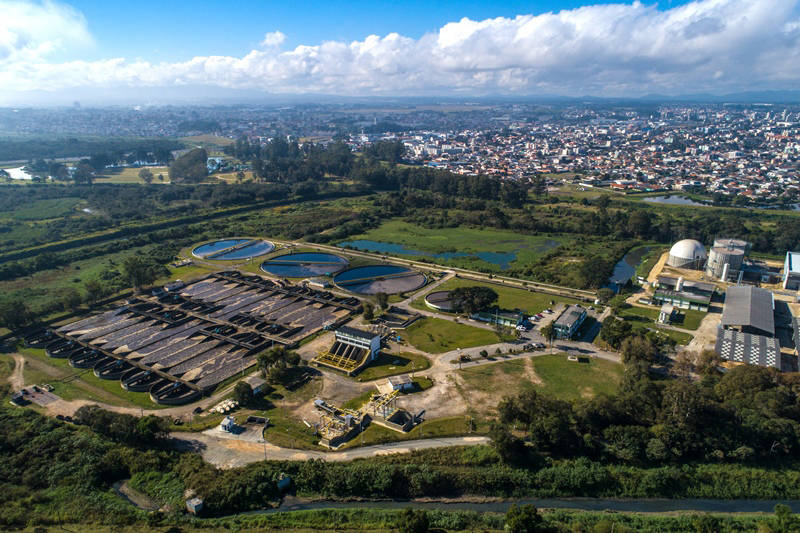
[258,496,800,514]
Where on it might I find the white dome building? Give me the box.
[667,239,707,270]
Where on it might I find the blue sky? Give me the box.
[67,0,693,62]
[1,0,798,102]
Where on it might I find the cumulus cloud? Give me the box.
[0,0,91,63]
[1,0,800,96]
[260,30,285,48]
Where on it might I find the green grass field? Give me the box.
[412,277,582,315]
[93,166,170,184]
[530,354,623,401]
[356,351,431,381]
[338,220,563,272]
[403,317,500,353]
[619,304,704,334]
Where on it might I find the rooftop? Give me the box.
[554,305,586,328]
[720,285,775,336]
[787,251,800,274]
[336,326,379,341]
[715,327,782,371]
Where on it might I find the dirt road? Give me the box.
[172,432,490,468]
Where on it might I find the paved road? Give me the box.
[171,432,490,468]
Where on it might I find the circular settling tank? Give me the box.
[261,252,348,278]
[424,290,456,312]
[334,265,426,294]
[192,238,275,261]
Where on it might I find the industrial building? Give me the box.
[783,251,800,290]
[652,276,714,311]
[715,327,782,371]
[313,326,382,375]
[666,239,707,270]
[552,305,587,339]
[720,285,775,337]
[705,238,751,281]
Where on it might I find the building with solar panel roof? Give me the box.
[715,327,782,371]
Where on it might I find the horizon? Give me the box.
[2,0,800,105]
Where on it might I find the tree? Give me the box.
[169,148,208,182]
[84,278,108,307]
[599,316,633,349]
[397,507,429,533]
[539,322,555,346]
[375,292,389,310]
[363,302,374,320]
[0,298,34,330]
[490,425,527,464]
[450,286,498,314]
[596,287,615,304]
[619,335,658,366]
[121,255,157,292]
[233,381,254,406]
[505,504,544,533]
[138,168,154,184]
[73,161,95,185]
[59,287,83,311]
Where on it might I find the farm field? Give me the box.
[403,317,500,353]
[412,276,582,315]
[338,220,564,272]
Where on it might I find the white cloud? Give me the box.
[0,0,91,63]
[260,30,285,48]
[1,0,800,97]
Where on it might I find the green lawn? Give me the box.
[337,219,563,273]
[644,326,694,345]
[355,351,431,381]
[672,309,706,330]
[619,304,703,337]
[403,317,500,353]
[530,354,623,401]
[412,277,582,315]
[619,305,660,324]
[94,166,170,184]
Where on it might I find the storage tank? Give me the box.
[706,246,745,280]
[712,238,751,254]
[667,239,707,270]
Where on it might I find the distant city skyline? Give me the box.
[1,0,799,104]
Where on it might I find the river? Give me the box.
[644,195,800,211]
[606,246,653,292]
[257,496,800,514]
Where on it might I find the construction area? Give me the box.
[313,389,420,448]
[25,270,359,405]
